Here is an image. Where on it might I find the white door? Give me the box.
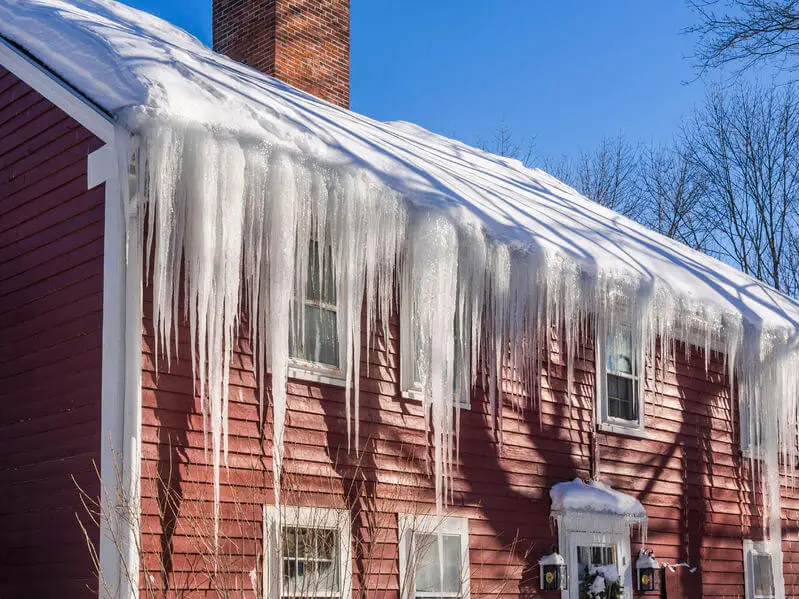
[567,531,632,599]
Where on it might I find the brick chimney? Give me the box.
[212,0,350,108]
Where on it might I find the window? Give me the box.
[399,303,470,409]
[596,327,644,433]
[289,241,343,384]
[738,397,768,458]
[398,513,470,599]
[263,506,352,598]
[744,540,779,599]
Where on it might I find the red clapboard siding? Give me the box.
[0,67,104,599]
[138,278,799,599]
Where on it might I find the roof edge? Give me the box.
[0,34,115,143]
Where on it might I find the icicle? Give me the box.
[126,112,799,562]
[404,209,459,510]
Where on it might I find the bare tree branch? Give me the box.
[683,82,799,294]
[545,136,645,221]
[687,0,799,74]
[479,120,537,168]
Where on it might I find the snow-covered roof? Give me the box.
[2,0,796,544]
[3,0,799,336]
[550,478,646,520]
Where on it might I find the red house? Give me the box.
[2,1,798,598]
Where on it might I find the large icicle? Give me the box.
[128,112,799,567]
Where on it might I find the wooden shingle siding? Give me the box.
[138,282,799,597]
[0,66,104,598]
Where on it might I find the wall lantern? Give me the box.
[539,549,568,591]
[636,550,660,592]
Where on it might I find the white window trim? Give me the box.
[744,539,782,599]
[263,505,353,599]
[399,301,470,410]
[398,513,471,599]
[595,327,645,435]
[555,514,635,599]
[288,360,347,387]
[287,239,347,387]
[738,398,767,460]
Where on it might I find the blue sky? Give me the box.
[123,0,709,161]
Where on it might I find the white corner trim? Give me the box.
[94,139,124,599]
[0,36,114,143]
[95,128,141,599]
[1,34,134,597]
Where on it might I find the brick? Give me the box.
[212,0,350,108]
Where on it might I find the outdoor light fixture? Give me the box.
[636,550,660,592]
[539,549,568,591]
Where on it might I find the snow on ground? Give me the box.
[1,1,796,570]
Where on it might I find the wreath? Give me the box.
[579,565,624,599]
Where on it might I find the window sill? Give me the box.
[400,388,471,410]
[288,361,346,387]
[598,421,648,439]
[740,446,765,461]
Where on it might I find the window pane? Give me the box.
[607,330,633,374]
[442,534,462,593]
[283,527,297,556]
[753,554,775,596]
[415,533,441,593]
[306,242,336,305]
[408,317,466,405]
[317,529,337,561]
[298,528,314,558]
[281,525,340,597]
[577,545,615,583]
[289,304,339,367]
[607,374,637,421]
[315,557,339,594]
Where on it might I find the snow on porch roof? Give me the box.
[550,478,646,521]
[3,0,799,337]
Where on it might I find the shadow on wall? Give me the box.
[138,304,759,597]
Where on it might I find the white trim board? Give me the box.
[1,38,138,599]
[0,36,114,143]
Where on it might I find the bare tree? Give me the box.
[687,0,799,74]
[637,143,712,251]
[683,82,799,294]
[546,136,645,220]
[479,119,536,167]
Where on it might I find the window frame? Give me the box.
[554,513,636,599]
[738,397,767,460]
[399,299,471,410]
[287,240,346,387]
[743,539,780,599]
[263,505,353,599]
[595,326,646,436]
[398,513,471,599]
